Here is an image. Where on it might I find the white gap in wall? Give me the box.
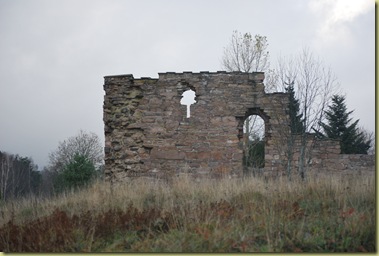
[180,89,196,118]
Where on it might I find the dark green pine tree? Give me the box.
[54,154,97,192]
[285,83,305,134]
[320,95,370,154]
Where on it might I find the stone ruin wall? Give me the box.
[103,72,290,181]
[103,71,375,181]
[289,135,375,174]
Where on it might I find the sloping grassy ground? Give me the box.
[0,172,375,252]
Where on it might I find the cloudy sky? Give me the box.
[0,0,375,169]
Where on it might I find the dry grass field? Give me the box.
[0,171,375,252]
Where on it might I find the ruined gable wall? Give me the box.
[103,72,290,181]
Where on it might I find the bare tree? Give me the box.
[48,130,104,173]
[221,31,270,73]
[0,151,12,201]
[274,48,339,179]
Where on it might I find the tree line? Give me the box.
[0,130,103,202]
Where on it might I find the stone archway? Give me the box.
[242,108,271,175]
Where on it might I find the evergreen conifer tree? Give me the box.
[285,84,305,134]
[54,154,97,192]
[319,95,370,154]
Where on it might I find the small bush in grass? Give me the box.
[54,154,97,193]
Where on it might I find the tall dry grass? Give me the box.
[0,171,375,252]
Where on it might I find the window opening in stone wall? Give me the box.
[180,89,196,118]
[243,115,265,174]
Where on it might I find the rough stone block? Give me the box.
[150,149,185,160]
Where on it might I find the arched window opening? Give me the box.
[180,89,196,118]
[243,115,265,173]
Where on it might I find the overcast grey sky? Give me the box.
[0,0,375,169]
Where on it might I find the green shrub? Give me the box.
[54,154,97,192]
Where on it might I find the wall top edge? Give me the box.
[157,71,264,75]
[104,71,265,80]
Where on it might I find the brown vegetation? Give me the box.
[0,172,375,252]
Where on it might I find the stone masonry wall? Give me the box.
[103,72,290,181]
[310,139,375,173]
[287,135,375,174]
